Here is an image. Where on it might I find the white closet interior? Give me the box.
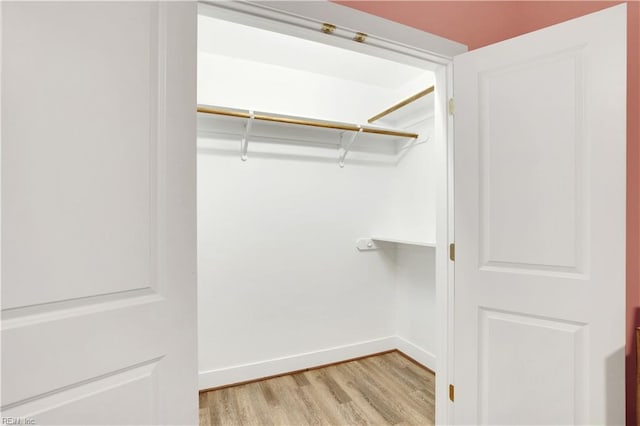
[197,7,440,390]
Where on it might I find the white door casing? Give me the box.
[196,2,463,425]
[454,4,626,425]
[1,2,198,424]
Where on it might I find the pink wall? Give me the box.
[336,1,640,423]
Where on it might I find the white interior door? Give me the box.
[454,4,626,425]
[1,2,198,424]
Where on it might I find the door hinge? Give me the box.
[449,384,455,401]
[449,243,455,261]
[448,98,455,115]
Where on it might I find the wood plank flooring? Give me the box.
[199,351,435,426]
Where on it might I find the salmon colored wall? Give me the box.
[336,1,640,423]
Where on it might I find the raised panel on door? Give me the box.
[478,48,587,275]
[1,2,198,424]
[2,1,158,309]
[454,5,626,425]
[478,309,587,424]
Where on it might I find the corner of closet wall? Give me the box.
[196,9,439,389]
[390,114,438,372]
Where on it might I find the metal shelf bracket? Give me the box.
[338,126,363,168]
[241,111,255,161]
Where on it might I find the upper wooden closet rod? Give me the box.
[368,85,435,124]
[197,105,418,139]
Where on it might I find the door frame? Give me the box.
[197,2,464,424]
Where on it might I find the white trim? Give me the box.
[247,1,466,61]
[198,336,440,391]
[442,63,455,425]
[199,1,466,70]
[434,61,456,426]
[198,337,397,390]
[395,336,437,372]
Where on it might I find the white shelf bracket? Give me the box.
[338,126,363,168]
[356,238,379,251]
[241,111,255,162]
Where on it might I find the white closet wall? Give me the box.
[391,116,438,367]
[198,143,399,388]
[197,14,438,389]
[199,52,398,124]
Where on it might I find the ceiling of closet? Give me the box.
[198,14,434,90]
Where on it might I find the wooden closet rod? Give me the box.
[367,85,435,124]
[197,105,418,139]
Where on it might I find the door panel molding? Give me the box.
[454,4,626,424]
[1,2,198,423]
[2,2,169,311]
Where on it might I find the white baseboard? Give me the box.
[393,336,436,372]
[198,336,397,390]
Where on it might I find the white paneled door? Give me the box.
[454,4,626,425]
[1,2,198,425]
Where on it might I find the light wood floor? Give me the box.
[199,351,435,426]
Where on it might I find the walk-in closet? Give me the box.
[196,1,447,398]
